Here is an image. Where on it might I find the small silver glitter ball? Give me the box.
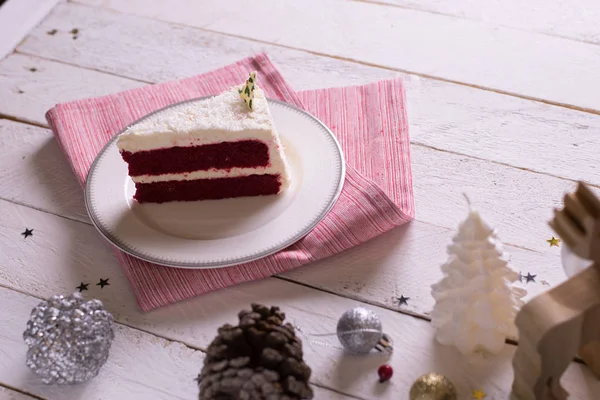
[23,292,115,384]
[336,307,383,354]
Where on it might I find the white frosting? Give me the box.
[132,165,288,186]
[430,210,527,358]
[117,86,275,152]
[117,84,291,190]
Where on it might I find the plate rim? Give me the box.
[84,96,346,269]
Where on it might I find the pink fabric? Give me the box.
[46,53,414,311]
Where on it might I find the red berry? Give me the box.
[377,364,393,382]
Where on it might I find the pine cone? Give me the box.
[198,304,313,400]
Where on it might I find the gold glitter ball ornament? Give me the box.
[409,373,457,400]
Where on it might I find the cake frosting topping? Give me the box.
[117,85,275,153]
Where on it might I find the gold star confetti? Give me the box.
[547,236,561,247]
[473,389,487,400]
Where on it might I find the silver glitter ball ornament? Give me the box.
[336,307,383,354]
[23,292,115,384]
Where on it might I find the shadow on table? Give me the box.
[280,222,413,297]
[330,351,392,395]
[428,336,511,398]
[29,136,88,220]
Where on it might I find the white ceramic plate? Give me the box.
[85,98,345,269]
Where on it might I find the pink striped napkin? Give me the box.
[46,53,414,311]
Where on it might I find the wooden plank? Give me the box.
[0,386,40,400]
[358,0,600,45]
[0,287,203,400]
[69,0,600,112]
[0,203,597,399]
[0,53,144,127]
[0,0,61,61]
[12,4,600,187]
[15,4,398,92]
[0,119,88,223]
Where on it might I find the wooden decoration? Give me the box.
[511,182,600,400]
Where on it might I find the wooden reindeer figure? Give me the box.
[511,182,600,400]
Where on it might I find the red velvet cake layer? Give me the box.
[121,140,270,176]
[134,174,281,203]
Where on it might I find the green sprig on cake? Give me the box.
[239,71,257,110]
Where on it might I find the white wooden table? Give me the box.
[1,0,600,399]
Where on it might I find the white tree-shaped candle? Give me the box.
[430,197,527,358]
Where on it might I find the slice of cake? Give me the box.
[117,72,291,204]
